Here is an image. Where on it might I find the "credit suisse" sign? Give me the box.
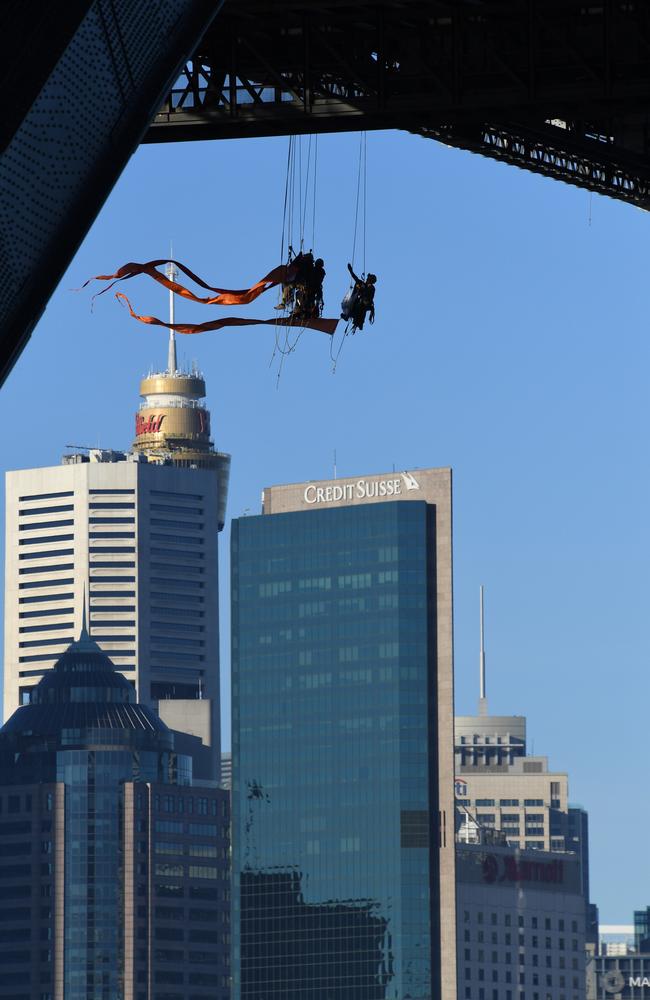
[304,472,420,505]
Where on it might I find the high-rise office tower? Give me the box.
[0,629,230,1000]
[3,326,229,776]
[231,468,456,1000]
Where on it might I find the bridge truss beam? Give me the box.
[146,0,650,209]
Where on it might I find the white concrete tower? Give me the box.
[3,302,230,779]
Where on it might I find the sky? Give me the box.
[1,129,649,922]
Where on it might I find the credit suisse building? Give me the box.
[231,468,457,1000]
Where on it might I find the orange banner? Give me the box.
[83,259,295,306]
[115,292,338,336]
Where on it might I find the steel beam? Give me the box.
[145,1,650,209]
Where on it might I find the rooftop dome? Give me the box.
[0,627,170,741]
[30,627,135,706]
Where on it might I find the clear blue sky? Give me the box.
[1,130,648,922]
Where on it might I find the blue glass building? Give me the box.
[231,469,457,1000]
[0,629,230,1000]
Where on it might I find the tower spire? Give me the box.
[478,584,488,716]
[80,584,89,640]
[166,258,178,374]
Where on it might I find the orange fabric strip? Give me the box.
[83,259,294,307]
[115,292,338,336]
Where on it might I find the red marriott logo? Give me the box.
[482,854,564,886]
[136,414,165,435]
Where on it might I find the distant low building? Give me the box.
[587,910,650,998]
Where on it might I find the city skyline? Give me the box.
[0,129,647,921]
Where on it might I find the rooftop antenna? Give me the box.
[80,584,90,640]
[478,584,488,716]
[333,449,337,480]
[166,247,178,374]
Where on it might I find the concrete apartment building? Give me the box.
[3,330,229,779]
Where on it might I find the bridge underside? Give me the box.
[147,0,650,209]
[2,0,650,386]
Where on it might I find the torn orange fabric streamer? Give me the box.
[115,292,338,336]
[83,259,295,307]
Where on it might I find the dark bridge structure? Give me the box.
[2,0,650,384]
[149,1,650,209]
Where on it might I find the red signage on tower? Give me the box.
[135,414,165,436]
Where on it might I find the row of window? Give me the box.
[19,518,73,531]
[155,843,222,859]
[19,534,74,547]
[463,987,581,1000]
[19,608,74,620]
[151,503,203,515]
[151,518,204,531]
[0,792,48,814]
[19,576,74,589]
[150,534,204,546]
[19,490,73,502]
[155,864,223,880]
[155,883,221,901]
[463,942,581,960]
[461,799,545,808]
[462,971,582,987]
[19,562,73,575]
[463,913,580,932]
[19,592,74,604]
[155,821,223,837]
[153,796,225,818]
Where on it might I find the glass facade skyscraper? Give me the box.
[231,468,457,1000]
[0,629,230,1000]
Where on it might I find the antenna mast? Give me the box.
[166,258,178,373]
[479,584,488,716]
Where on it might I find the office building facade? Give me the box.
[455,715,591,901]
[231,468,456,1000]
[454,611,596,948]
[4,338,229,776]
[457,843,586,1000]
[0,630,229,1000]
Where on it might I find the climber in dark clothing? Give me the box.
[341,263,376,331]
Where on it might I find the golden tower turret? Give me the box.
[132,263,231,529]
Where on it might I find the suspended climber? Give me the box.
[276,249,326,323]
[341,263,376,333]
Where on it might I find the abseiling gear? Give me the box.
[341,263,376,332]
[276,251,326,323]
